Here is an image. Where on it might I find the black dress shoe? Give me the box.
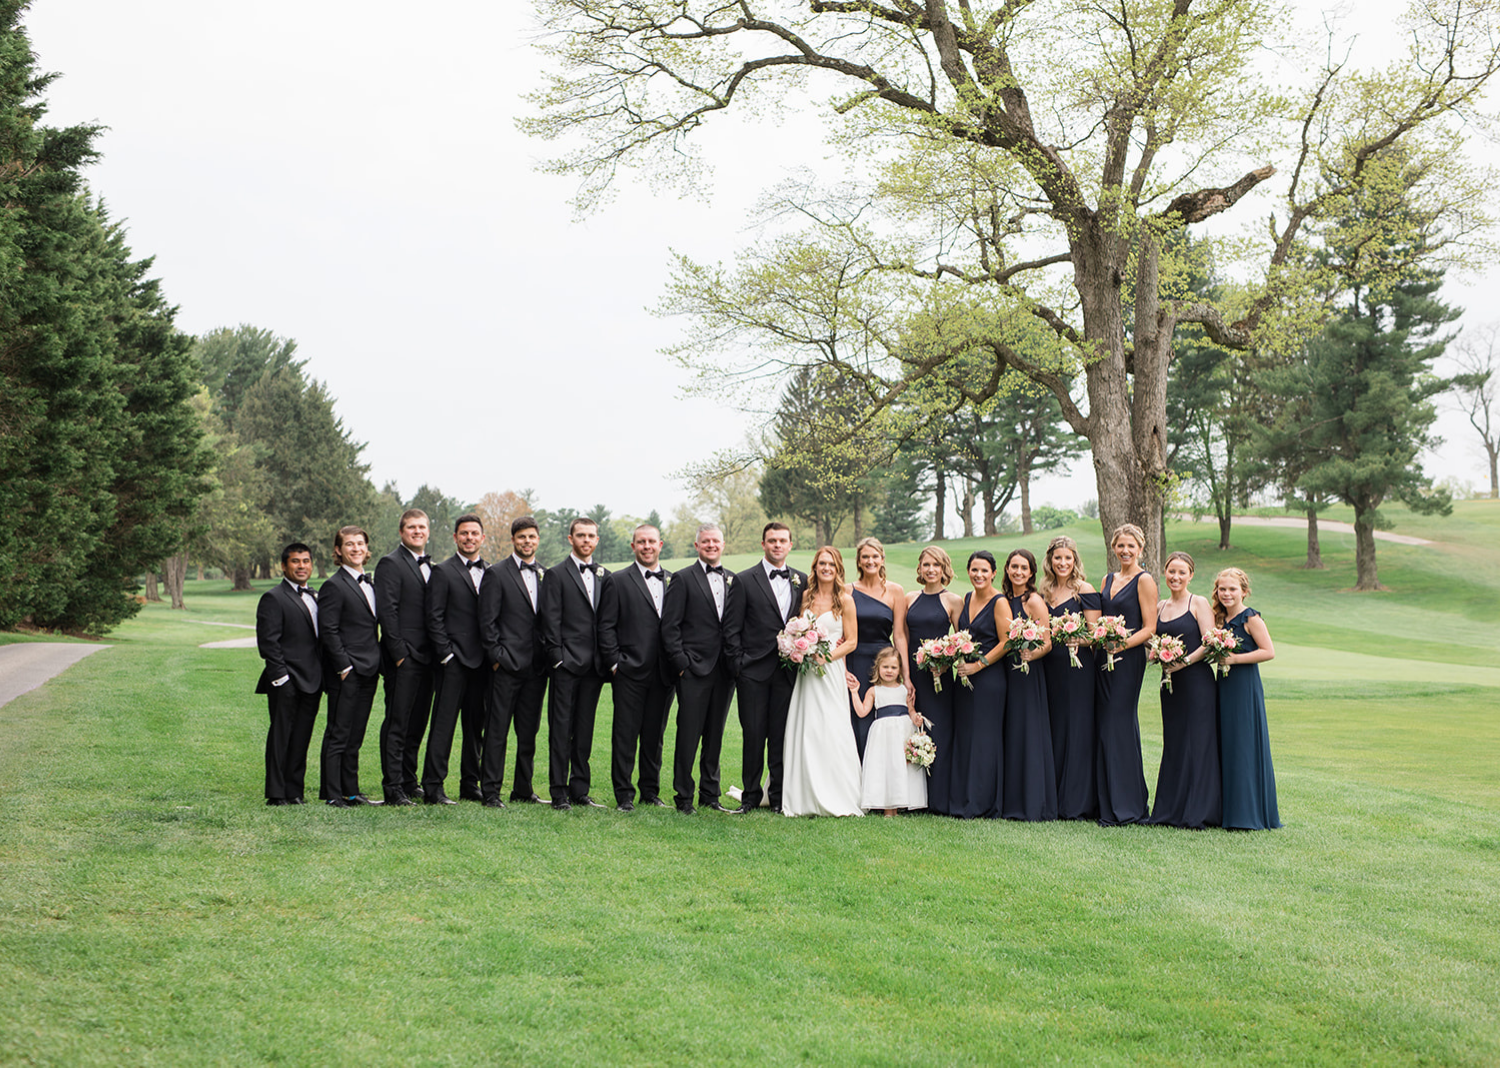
[289,797,307,805]
[385,792,417,807]
[510,792,545,804]
[349,794,383,806]
[326,797,353,808]
[703,800,733,813]
[616,800,635,812]
[573,796,606,809]
[459,788,484,803]
[408,784,425,798]
[265,798,288,806]
[423,792,457,806]
[731,804,753,814]
[482,797,507,809]
[642,796,670,808]
[551,799,572,811]
[676,803,697,815]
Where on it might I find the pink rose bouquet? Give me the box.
[1049,611,1089,668]
[1200,626,1239,678]
[1004,614,1049,674]
[915,630,985,691]
[1146,633,1187,693]
[776,611,836,677]
[1089,615,1133,672]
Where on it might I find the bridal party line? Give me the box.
[255,508,1280,831]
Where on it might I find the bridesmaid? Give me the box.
[846,537,909,761]
[951,550,1013,820]
[1213,568,1281,831]
[1146,551,1221,829]
[905,546,964,815]
[1094,523,1156,826]
[1039,536,1100,820]
[1000,549,1057,821]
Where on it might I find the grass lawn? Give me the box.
[1,505,1497,1065]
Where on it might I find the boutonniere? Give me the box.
[725,574,735,587]
[665,574,674,586]
[536,571,545,582]
[597,566,608,577]
[791,575,802,588]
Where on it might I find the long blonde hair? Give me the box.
[802,545,849,618]
[1212,567,1251,627]
[916,545,954,587]
[1040,536,1087,598]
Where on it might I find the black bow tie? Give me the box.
[296,585,313,595]
[768,569,790,581]
[703,564,724,576]
[517,561,538,573]
[466,559,485,570]
[415,555,432,567]
[644,569,665,581]
[357,574,372,585]
[578,562,597,574]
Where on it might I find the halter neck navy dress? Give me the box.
[1146,598,1221,829]
[906,590,955,815]
[1094,572,1150,826]
[1219,607,1281,830]
[1002,594,1057,821]
[1042,591,1099,819]
[847,587,894,760]
[952,593,1005,819]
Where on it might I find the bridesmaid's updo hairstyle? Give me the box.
[917,545,955,587]
[868,645,901,683]
[967,549,998,578]
[1040,536,1087,598]
[1164,551,1195,574]
[1003,549,1039,598]
[803,545,850,618]
[1211,567,1251,627]
[1109,522,1147,550]
[855,536,888,587]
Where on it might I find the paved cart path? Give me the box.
[0,643,111,711]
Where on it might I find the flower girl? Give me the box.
[846,647,928,816]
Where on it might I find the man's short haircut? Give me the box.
[632,523,661,540]
[454,512,483,533]
[762,521,791,540]
[281,542,313,565]
[569,516,599,536]
[695,523,723,540]
[332,526,370,564]
[510,515,539,537]
[399,508,428,530]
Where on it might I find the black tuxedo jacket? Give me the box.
[598,565,672,683]
[256,579,323,694]
[724,563,808,681]
[375,546,431,667]
[318,568,381,682]
[538,558,607,677]
[479,557,546,675]
[428,554,486,670]
[660,563,731,678]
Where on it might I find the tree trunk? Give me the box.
[1352,503,1384,591]
[143,571,161,602]
[1303,506,1324,569]
[1217,513,1232,551]
[1019,468,1033,535]
[231,565,254,591]
[1488,441,1498,499]
[982,486,998,537]
[933,466,946,540]
[852,491,863,541]
[960,479,975,538]
[163,554,188,609]
[196,561,205,582]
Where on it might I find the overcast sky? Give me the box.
[24,1,1496,527]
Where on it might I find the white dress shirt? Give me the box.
[639,561,665,616]
[343,564,376,615]
[763,558,793,618]
[513,553,539,610]
[571,553,597,604]
[701,559,725,619]
[407,546,431,583]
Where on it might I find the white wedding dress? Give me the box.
[781,611,865,817]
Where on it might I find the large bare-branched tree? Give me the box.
[524,0,1499,567]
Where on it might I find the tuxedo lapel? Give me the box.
[280,581,315,631]
[627,566,656,614]
[450,554,481,598]
[565,559,596,611]
[786,569,807,623]
[505,559,538,613]
[338,568,375,616]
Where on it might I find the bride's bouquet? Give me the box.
[1146,633,1187,693]
[776,611,836,677]
[1004,614,1048,674]
[1200,626,1239,678]
[904,716,936,772]
[1089,615,1133,672]
[915,630,984,691]
[1049,610,1089,668]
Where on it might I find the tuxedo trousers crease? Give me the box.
[610,671,674,804]
[548,668,603,802]
[266,686,320,801]
[380,658,432,796]
[482,667,547,798]
[320,670,377,799]
[673,666,735,806]
[736,668,793,809]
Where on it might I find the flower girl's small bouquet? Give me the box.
[1146,633,1187,694]
[1090,615,1133,672]
[904,715,936,772]
[1004,615,1049,675]
[1199,626,1239,678]
[776,611,835,677]
[1049,611,1089,668]
[915,631,984,691]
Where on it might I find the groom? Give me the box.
[724,521,806,813]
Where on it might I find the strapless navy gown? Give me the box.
[1042,592,1098,820]
[906,591,955,815]
[1146,602,1220,829]
[1094,572,1150,826]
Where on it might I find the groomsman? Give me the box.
[255,542,323,805]
[478,516,549,808]
[422,513,489,805]
[317,526,382,807]
[660,524,736,814]
[538,516,610,810]
[597,523,675,811]
[724,521,806,814]
[375,508,434,806]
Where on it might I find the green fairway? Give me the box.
[2,504,1497,1065]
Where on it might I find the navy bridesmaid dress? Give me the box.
[1219,607,1281,830]
[1146,599,1221,829]
[906,591,955,815]
[846,588,894,760]
[1042,591,1098,819]
[953,593,1005,819]
[1001,594,1057,820]
[1094,572,1150,826]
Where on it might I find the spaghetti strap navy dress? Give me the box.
[1043,591,1099,820]
[1146,599,1221,829]
[1094,572,1150,825]
[1002,594,1057,820]
[953,593,1005,819]
[847,588,894,760]
[1219,607,1281,830]
[906,591,955,815]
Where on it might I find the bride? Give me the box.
[782,546,864,817]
